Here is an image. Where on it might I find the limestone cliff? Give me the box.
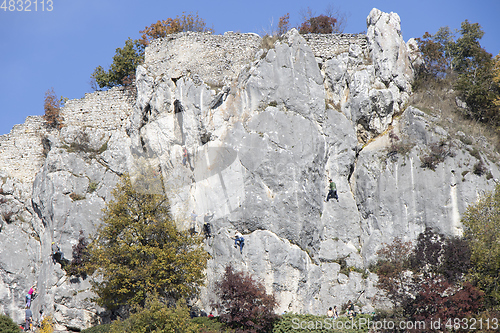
[1,8,498,330]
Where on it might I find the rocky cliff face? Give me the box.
[1,8,498,330]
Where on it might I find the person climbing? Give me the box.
[182,147,188,166]
[346,300,355,318]
[325,179,339,202]
[51,242,61,264]
[26,285,36,308]
[234,232,244,254]
[190,210,198,235]
[37,309,44,328]
[25,306,32,331]
[203,211,214,239]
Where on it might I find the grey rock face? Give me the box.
[1,8,498,329]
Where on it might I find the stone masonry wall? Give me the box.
[61,87,134,130]
[145,31,262,87]
[145,31,369,87]
[0,116,47,183]
[0,87,133,184]
[302,33,369,59]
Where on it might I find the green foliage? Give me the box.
[191,317,231,333]
[272,313,373,332]
[88,174,209,310]
[88,181,99,193]
[91,38,145,90]
[0,314,22,333]
[462,185,500,308]
[213,265,278,333]
[415,20,500,127]
[81,324,112,333]
[109,299,198,333]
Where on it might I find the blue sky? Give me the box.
[0,0,498,135]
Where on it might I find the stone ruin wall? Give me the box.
[61,87,133,130]
[145,31,262,87]
[0,116,47,183]
[0,32,368,184]
[302,33,369,59]
[145,31,369,86]
[0,87,133,184]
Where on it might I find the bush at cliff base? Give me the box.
[0,314,22,333]
[272,313,373,333]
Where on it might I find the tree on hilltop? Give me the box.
[298,6,346,34]
[87,174,209,311]
[139,12,213,46]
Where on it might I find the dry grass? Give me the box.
[410,78,500,161]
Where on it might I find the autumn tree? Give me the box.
[373,237,413,309]
[43,88,64,129]
[404,279,483,330]
[462,184,500,309]
[408,227,471,283]
[139,12,213,47]
[298,6,346,34]
[212,265,278,333]
[87,174,209,311]
[277,13,290,35]
[415,27,455,82]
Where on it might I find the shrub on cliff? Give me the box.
[298,6,346,34]
[139,12,213,46]
[212,265,278,333]
[65,231,90,280]
[43,88,64,129]
[87,174,209,311]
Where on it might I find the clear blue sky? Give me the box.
[0,0,498,135]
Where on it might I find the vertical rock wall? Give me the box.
[0,8,498,329]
